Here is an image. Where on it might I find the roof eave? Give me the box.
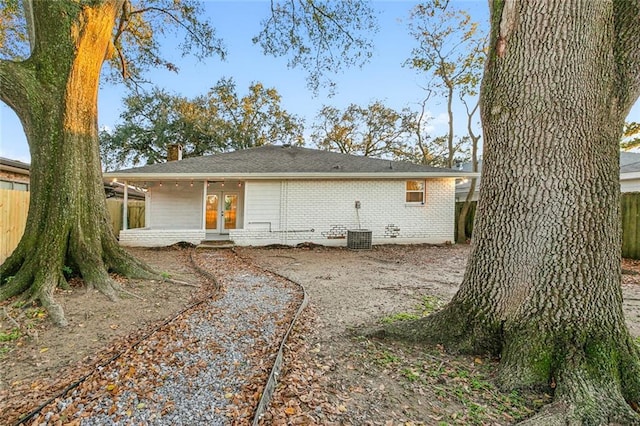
[0,164,30,176]
[103,171,480,180]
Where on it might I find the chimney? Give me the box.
[167,144,183,161]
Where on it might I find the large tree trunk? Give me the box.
[0,1,154,326]
[382,1,640,423]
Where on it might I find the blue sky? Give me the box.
[1,1,638,163]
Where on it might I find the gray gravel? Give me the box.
[36,251,299,425]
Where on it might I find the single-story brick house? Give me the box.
[103,145,477,247]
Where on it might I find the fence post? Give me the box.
[622,193,640,259]
[123,181,128,231]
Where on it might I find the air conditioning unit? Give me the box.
[347,229,372,250]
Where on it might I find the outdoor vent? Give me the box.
[347,229,372,250]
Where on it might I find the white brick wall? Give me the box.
[119,178,456,248]
[119,229,205,247]
[231,178,455,246]
[148,182,203,229]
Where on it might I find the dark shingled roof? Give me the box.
[110,145,463,175]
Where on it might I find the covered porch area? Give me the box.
[112,178,245,247]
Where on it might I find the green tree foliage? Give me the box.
[311,101,413,158]
[202,78,304,151]
[621,121,640,151]
[0,0,28,58]
[406,0,486,169]
[100,78,304,170]
[100,88,192,169]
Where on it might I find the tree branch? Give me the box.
[306,1,355,43]
[21,0,36,53]
[0,59,37,120]
[128,6,206,49]
[112,0,131,51]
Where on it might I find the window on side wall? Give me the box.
[406,180,425,204]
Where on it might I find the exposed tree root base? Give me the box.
[0,236,164,327]
[367,302,640,425]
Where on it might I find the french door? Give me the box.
[205,192,238,233]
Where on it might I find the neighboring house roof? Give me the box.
[455,160,482,196]
[105,182,146,200]
[104,145,477,180]
[0,157,30,176]
[621,152,640,174]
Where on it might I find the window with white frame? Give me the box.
[405,180,424,203]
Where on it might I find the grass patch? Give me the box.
[381,295,443,324]
[25,307,47,320]
[381,312,420,324]
[0,328,20,342]
[401,367,421,382]
[354,336,548,425]
[417,295,442,315]
[374,349,400,366]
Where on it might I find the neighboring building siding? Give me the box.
[231,178,455,246]
[0,170,30,191]
[0,170,29,184]
[148,182,203,229]
[621,178,640,193]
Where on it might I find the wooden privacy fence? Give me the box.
[0,191,145,264]
[456,192,640,260]
[0,189,29,265]
[622,192,640,259]
[106,199,145,237]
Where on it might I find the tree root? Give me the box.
[163,278,200,288]
[369,300,503,355]
[518,392,640,425]
[369,301,640,425]
[2,306,21,328]
[0,227,172,326]
[39,286,68,327]
[119,288,145,301]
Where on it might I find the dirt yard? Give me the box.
[1,244,639,425]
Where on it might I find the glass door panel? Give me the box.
[223,194,238,230]
[205,194,219,230]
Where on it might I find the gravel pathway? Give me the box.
[29,249,302,426]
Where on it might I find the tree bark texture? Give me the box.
[383,1,640,423]
[0,0,155,326]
